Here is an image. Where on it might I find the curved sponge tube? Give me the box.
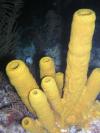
[29,89,60,133]
[41,76,62,115]
[66,69,100,125]
[74,68,100,116]
[6,60,39,113]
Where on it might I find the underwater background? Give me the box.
[0,0,100,132]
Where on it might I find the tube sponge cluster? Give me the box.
[6,9,100,133]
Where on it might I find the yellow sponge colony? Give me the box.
[5,9,100,133]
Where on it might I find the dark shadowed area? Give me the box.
[17,0,100,74]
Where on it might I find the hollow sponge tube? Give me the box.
[39,56,55,78]
[6,60,39,113]
[29,89,60,133]
[41,76,62,115]
[63,9,96,123]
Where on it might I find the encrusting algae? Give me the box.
[6,9,100,133]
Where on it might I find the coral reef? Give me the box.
[5,9,100,133]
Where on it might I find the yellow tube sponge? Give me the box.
[22,117,45,133]
[29,89,60,133]
[5,8,100,129]
[64,8,96,95]
[74,68,100,117]
[39,56,55,78]
[41,76,62,115]
[55,72,64,95]
[6,60,39,113]
[63,9,96,121]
